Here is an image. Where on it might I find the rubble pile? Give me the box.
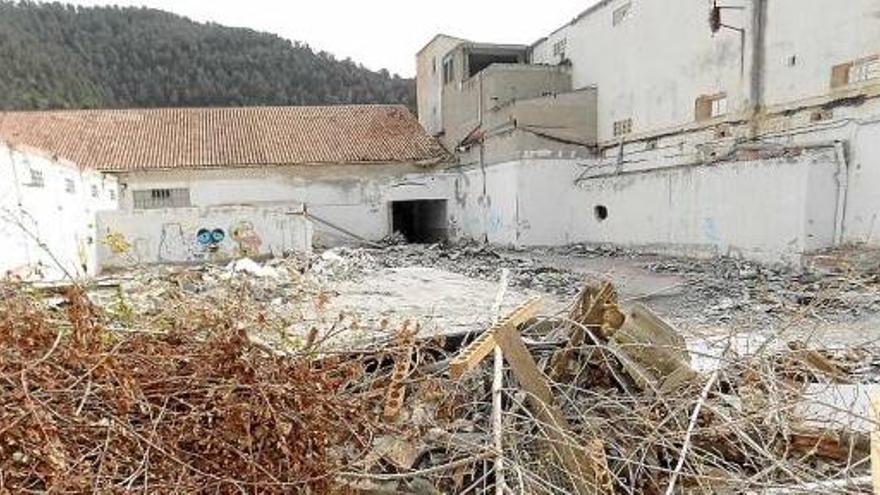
[364,242,880,326]
[2,260,878,493]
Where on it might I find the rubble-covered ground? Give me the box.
[4,242,880,493]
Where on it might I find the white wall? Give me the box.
[763,0,880,107]
[96,205,312,269]
[113,165,457,247]
[532,0,753,142]
[0,143,118,280]
[450,150,841,265]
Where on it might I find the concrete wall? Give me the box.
[531,0,753,142]
[449,149,841,264]
[0,143,118,280]
[763,0,880,107]
[96,205,312,269]
[484,88,598,145]
[113,165,457,248]
[416,35,465,136]
[441,64,574,149]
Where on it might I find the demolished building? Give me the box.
[417,0,880,264]
[2,0,880,282]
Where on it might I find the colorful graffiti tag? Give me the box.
[230,221,263,258]
[196,228,227,254]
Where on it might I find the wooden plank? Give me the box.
[495,323,612,494]
[872,393,880,495]
[449,297,542,379]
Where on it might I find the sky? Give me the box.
[67,0,598,77]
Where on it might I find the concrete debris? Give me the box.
[3,245,880,494]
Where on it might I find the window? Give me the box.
[109,189,117,201]
[64,178,76,194]
[133,188,191,210]
[552,38,568,59]
[26,169,44,188]
[613,2,632,26]
[431,57,437,75]
[613,118,633,137]
[91,185,99,198]
[442,56,455,85]
[695,93,728,121]
[831,55,880,88]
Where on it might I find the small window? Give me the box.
[613,2,632,26]
[26,169,45,188]
[90,185,99,198]
[109,189,117,201]
[613,118,633,137]
[64,178,76,194]
[831,55,880,89]
[695,93,728,121]
[850,56,880,83]
[552,38,568,59]
[442,56,455,85]
[133,188,191,210]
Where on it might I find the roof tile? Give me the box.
[0,105,448,171]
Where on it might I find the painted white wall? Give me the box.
[96,205,312,269]
[763,0,880,107]
[450,151,840,265]
[531,0,753,142]
[0,143,118,280]
[113,165,457,247]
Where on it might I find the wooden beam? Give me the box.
[449,297,542,379]
[872,393,880,495]
[495,323,613,494]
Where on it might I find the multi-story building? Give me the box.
[416,0,880,263]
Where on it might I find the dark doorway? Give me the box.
[391,200,448,244]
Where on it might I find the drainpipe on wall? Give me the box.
[832,140,850,246]
[748,0,768,138]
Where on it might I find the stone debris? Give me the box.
[3,246,880,493]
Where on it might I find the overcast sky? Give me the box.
[67,0,597,77]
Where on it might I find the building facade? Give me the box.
[0,105,449,278]
[416,0,880,263]
[0,142,118,280]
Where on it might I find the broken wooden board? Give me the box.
[448,297,542,379]
[872,393,880,495]
[611,303,696,392]
[551,282,624,381]
[495,322,614,494]
[383,323,415,421]
[786,341,851,384]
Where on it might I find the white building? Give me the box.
[0,105,448,277]
[416,0,880,264]
[0,142,118,280]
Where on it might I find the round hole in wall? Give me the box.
[594,205,609,222]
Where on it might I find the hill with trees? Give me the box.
[0,1,415,111]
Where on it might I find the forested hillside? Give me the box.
[0,2,415,110]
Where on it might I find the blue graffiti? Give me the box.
[196,228,226,252]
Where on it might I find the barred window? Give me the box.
[27,169,45,188]
[613,118,633,137]
[133,188,191,210]
[552,38,568,58]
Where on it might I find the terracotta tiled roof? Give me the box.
[0,105,448,171]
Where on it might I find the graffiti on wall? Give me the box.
[158,223,191,262]
[195,227,228,261]
[230,221,262,258]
